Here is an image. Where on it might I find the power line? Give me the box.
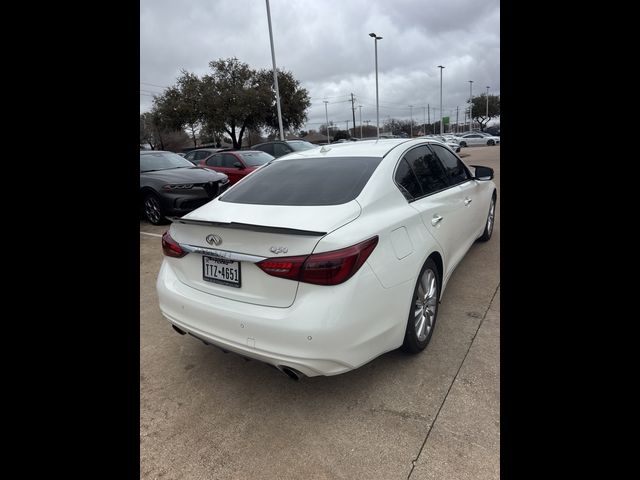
[140,81,169,89]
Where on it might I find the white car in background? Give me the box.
[457,132,500,147]
[156,139,497,379]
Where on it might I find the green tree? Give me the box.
[147,58,311,149]
[199,58,268,149]
[140,110,191,151]
[153,71,203,147]
[470,94,500,131]
[255,68,311,135]
[140,110,168,150]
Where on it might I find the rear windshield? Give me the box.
[237,151,274,166]
[287,140,315,151]
[219,156,382,206]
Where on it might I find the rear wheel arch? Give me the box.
[427,251,443,292]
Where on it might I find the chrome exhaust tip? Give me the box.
[277,366,304,381]
[172,325,187,335]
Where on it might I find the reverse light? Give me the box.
[256,236,378,286]
[162,231,187,258]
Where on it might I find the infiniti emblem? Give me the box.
[206,234,222,246]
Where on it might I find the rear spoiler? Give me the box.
[168,217,326,237]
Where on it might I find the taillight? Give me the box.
[256,236,378,286]
[255,256,307,281]
[161,231,187,258]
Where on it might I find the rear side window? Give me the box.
[403,146,449,196]
[206,154,221,167]
[394,158,423,200]
[430,144,470,185]
[273,143,292,157]
[220,157,382,206]
[221,154,237,167]
[255,143,274,155]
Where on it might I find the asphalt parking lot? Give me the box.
[140,145,500,479]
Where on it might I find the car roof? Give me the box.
[252,140,312,146]
[274,138,450,161]
[140,150,174,155]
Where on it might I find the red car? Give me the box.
[198,150,275,185]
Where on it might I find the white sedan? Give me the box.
[156,139,497,379]
[458,132,500,147]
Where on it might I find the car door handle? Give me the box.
[431,215,443,226]
[464,197,472,206]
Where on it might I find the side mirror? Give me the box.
[471,165,494,181]
[233,162,244,169]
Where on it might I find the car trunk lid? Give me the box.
[167,199,361,307]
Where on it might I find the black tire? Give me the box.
[460,141,467,147]
[402,258,440,353]
[487,139,495,146]
[477,195,496,242]
[143,192,168,225]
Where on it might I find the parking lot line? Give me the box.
[140,232,162,238]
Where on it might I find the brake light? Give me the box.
[256,236,378,285]
[162,231,187,258]
[255,256,307,281]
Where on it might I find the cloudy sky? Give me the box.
[140,0,499,133]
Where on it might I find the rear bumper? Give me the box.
[156,259,412,376]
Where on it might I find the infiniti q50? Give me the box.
[156,139,496,378]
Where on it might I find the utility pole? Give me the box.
[456,106,459,134]
[350,93,357,138]
[409,105,413,138]
[468,80,474,132]
[423,106,426,136]
[358,105,363,138]
[427,104,430,133]
[345,120,349,132]
[437,65,444,135]
[323,100,330,144]
[485,86,490,130]
[265,0,284,141]
[364,120,371,128]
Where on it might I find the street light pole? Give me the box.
[468,80,473,132]
[437,65,445,135]
[323,100,330,144]
[485,86,490,130]
[358,105,363,139]
[369,33,382,139]
[265,0,284,141]
[409,105,413,137]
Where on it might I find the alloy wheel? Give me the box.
[487,198,495,235]
[414,268,438,342]
[144,196,162,224]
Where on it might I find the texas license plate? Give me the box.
[202,256,241,288]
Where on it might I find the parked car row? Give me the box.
[140,132,497,228]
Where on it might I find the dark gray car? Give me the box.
[140,151,229,224]
[251,140,315,158]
